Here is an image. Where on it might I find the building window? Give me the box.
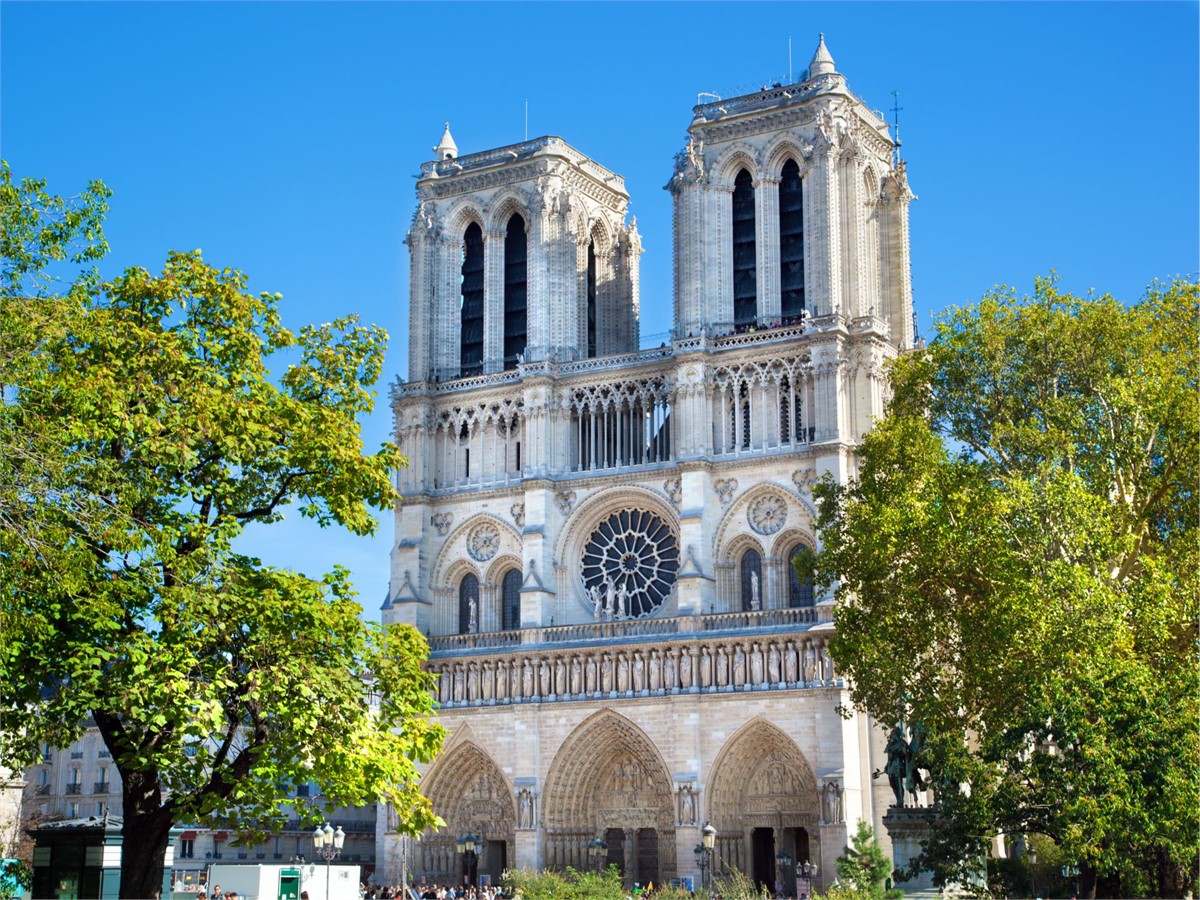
[740,549,763,611]
[586,241,597,358]
[67,802,78,818]
[503,214,528,369]
[501,568,522,632]
[180,838,195,860]
[460,222,485,378]
[732,168,757,331]
[779,159,805,323]
[459,573,479,634]
[788,544,816,608]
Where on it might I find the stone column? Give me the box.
[757,175,782,325]
[483,227,505,373]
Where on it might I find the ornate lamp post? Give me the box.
[588,836,608,872]
[694,822,717,892]
[456,832,479,886]
[1028,846,1038,899]
[797,859,818,899]
[312,823,345,900]
[775,849,792,895]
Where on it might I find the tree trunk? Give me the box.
[118,768,174,900]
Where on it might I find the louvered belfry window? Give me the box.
[732,168,757,331]
[460,222,484,377]
[586,241,597,358]
[503,214,528,369]
[779,159,805,324]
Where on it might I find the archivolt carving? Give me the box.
[422,741,516,840]
[485,190,532,233]
[541,710,675,831]
[443,197,486,235]
[762,134,815,177]
[432,513,521,588]
[711,141,762,188]
[707,718,819,830]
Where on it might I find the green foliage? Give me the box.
[0,168,444,898]
[835,821,897,900]
[816,276,1199,896]
[0,858,33,900]
[502,866,626,900]
[712,866,772,900]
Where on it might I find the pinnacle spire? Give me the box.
[808,33,836,78]
[433,122,458,160]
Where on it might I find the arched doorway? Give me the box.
[419,741,516,886]
[708,719,821,896]
[542,711,677,888]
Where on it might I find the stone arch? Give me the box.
[541,710,677,880]
[706,718,821,876]
[556,486,681,615]
[711,141,761,189]
[419,737,517,884]
[588,217,615,255]
[445,197,486,236]
[485,190,531,234]
[768,525,817,560]
[762,135,813,179]
[713,481,798,565]
[432,512,521,588]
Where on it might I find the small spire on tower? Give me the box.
[433,122,458,160]
[808,33,836,78]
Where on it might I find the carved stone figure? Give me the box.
[785,644,798,683]
[823,780,844,823]
[467,595,478,633]
[632,653,645,692]
[616,583,628,620]
[750,571,761,610]
[678,784,696,824]
[539,659,552,696]
[605,579,617,619]
[767,643,781,684]
[591,583,604,619]
[617,654,630,692]
[662,650,675,691]
[750,642,765,685]
[570,656,583,694]
[522,659,534,698]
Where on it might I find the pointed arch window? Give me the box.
[501,568,522,631]
[586,241,597,358]
[779,159,805,324]
[458,573,479,634]
[740,548,763,611]
[732,168,757,331]
[460,222,484,377]
[504,214,528,369]
[788,544,816,608]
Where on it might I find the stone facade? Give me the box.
[380,36,914,895]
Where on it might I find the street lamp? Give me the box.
[797,860,818,900]
[695,822,717,891]
[775,849,792,894]
[312,823,345,900]
[1027,846,1038,899]
[456,832,479,886]
[588,836,608,872]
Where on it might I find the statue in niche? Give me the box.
[750,572,761,610]
[591,583,604,620]
[679,649,693,688]
[716,646,729,687]
[570,656,583,694]
[785,644,798,683]
[767,643,781,684]
[632,653,645,692]
[617,654,630,692]
[805,643,818,684]
[555,657,567,694]
[467,595,478,633]
[678,784,696,824]
[539,658,552,696]
[467,663,479,698]
[750,642,765,685]
[733,646,747,686]
[522,658,534,698]
[822,780,844,824]
[586,654,598,693]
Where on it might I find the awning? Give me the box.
[180,831,197,840]
[213,832,228,841]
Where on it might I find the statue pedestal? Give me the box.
[882,806,936,892]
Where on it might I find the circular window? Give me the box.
[581,509,678,618]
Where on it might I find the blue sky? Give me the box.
[4,2,1197,619]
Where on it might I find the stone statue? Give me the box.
[522,659,534,698]
[883,723,908,807]
[750,571,761,610]
[679,784,696,824]
[605,578,616,619]
[467,595,478,633]
[616,583,628,620]
[822,780,844,823]
[591,583,604,619]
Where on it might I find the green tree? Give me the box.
[0,169,444,899]
[812,277,1199,897]
[833,821,898,900]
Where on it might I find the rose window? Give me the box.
[581,510,678,618]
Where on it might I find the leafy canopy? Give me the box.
[814,277,1198,897]
[0,166,444,898]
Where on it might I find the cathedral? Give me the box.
[378,36,915,895]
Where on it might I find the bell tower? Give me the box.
[667,35,914,350]
[406,129,642,383]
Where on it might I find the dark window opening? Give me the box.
[587,241,597,358]
[732,168,757,331]
[779,159,805,323]
[788,545,816,607]
[504,214,528,369]
[502,569,522,631]
[459,574,479,634]
[460,223,485,378]
[740,549,763,611]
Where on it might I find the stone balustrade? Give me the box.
[428,626,836,708]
